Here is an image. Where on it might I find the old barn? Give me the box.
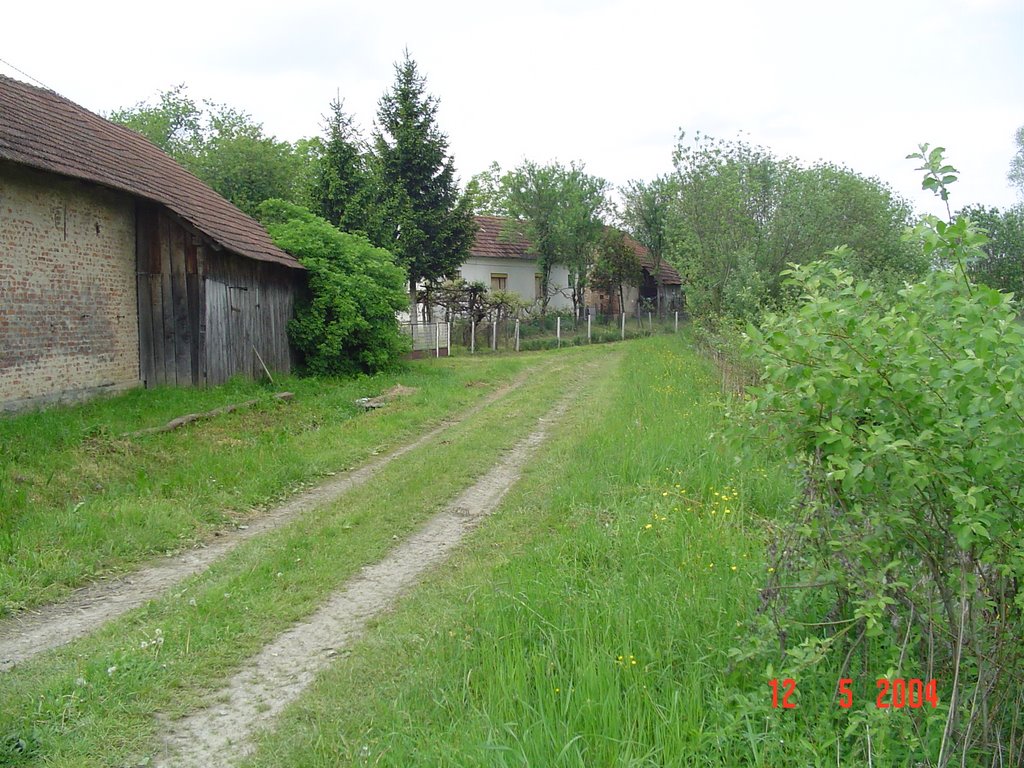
[0,75,305,412]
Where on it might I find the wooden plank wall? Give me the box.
[136,204,298,388]
[137,206,202,387]
[203,250,297,386]
[203,277,230,386]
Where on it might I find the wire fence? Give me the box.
[441,311,684,354]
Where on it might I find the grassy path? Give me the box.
[0,337,806,766]
[0,355,534,615]
[236,335,796,767]
[0,364,541,670]
[154,360,600,768]
[0,346,620,767]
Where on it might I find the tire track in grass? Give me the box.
[151,362,598,768]
[0,365,549,672]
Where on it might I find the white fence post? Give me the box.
[446,322,451,356]
[435,323,440,357]
[648,311,652,331]
[556,317,561,348]
[621,312,625,340]
[492,318,497,351]
[587,314,592,343]
[471,319,476,354]
[515,319,520,352]
[674,311,679,332]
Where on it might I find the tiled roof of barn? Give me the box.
[621,232,682,286]
[0,74,302,270]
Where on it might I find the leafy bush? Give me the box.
[742,155,1024,763]
[259,199,410,376]
[960,203,1024,298]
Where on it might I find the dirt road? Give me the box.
[0,370,539,672]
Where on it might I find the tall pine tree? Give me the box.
[373,51,476,311]
[312,97,374,235]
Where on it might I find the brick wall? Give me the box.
[1,163,140,410]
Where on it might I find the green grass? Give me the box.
[0,345,618,767]
[236,334,801,767]
[0,355,536,615]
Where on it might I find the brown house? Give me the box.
[588,231,683,316]
[0,75,305,412]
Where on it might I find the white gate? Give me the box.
[401,322,450,358]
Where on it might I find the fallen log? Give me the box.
[124,392,294,437]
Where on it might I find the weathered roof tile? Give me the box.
[0,75,302,270]
[470,215,534,260]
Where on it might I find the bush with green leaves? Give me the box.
[665,131,924,323]
[259,199,409,376]
[740,149,1024,765]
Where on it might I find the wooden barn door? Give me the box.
[204,279,259,385]
[136,205,201,388]
[203,278,230,386]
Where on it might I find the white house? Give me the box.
[459,216,573,312]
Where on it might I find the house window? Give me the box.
[490,273,507,291]
[535,273,543,300]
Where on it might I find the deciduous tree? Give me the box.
[110,86,315,217]
[192,103,306,218]
[500,160,607,316]
[1009,124,1024,200]
[668,131,921,319]
[108,84,201,162]
[466,161,507,216]
[960,203,1024,297]
[591,228,642,315]
[621,176,672,315]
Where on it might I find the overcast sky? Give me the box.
[3,0,1022,217]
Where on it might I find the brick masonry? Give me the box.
[1,164,140,410]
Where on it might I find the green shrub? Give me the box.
[259,199,410,376]
[744,248,1024,763]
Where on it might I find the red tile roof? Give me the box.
[0,75,302,270]
[470,215,681,286]
[470,215,534,260]
[621,232,682,286]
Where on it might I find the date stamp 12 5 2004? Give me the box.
[769,678,940,710]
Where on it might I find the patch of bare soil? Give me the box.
[151,373,586,768]
[0,374,530,672]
